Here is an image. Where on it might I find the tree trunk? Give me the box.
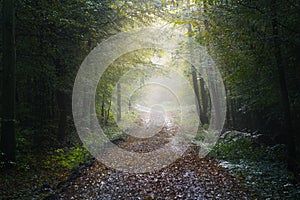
[101,93,105,124]
[271,1,296,173]
[199,77,209,124]
[0,0,16,163]
[117,82,121,122]
[227,87,236,128]
[191,66,203,124]
[105,100,112,125]
[187,0,203,125]
[56,90,67,142]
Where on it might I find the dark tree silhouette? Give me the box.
[1,0,16,163]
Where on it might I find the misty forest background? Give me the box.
[0,0,300,199]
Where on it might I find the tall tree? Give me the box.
[270,0,296,171]
[1,0,16,163]
[187,0,204,125]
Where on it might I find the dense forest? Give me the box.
[1,0,300,199]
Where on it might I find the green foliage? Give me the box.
[210,138,300,199]
[220,159,300,199]
[43,146,91,171]
[211,138,269,162]
[1,128,35,171]
[1,0,299,198]
[189,0,300,133]
[240,162,300,199]
[102,125,127,142]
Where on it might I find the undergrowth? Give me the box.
[0,128,92,199]
[43,146,91,171]
[210,137,300,199]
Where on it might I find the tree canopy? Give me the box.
[1,0,299,199]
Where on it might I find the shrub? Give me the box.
[210,137,300,199]
[43,146,91,171]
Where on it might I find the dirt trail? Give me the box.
[56,113,255,199]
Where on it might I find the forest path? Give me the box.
[56,113,254,199]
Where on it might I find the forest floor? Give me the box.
[55,148,256,199]
[51,113,257,200]
[1,116,299,199]
[0,113,259,200]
